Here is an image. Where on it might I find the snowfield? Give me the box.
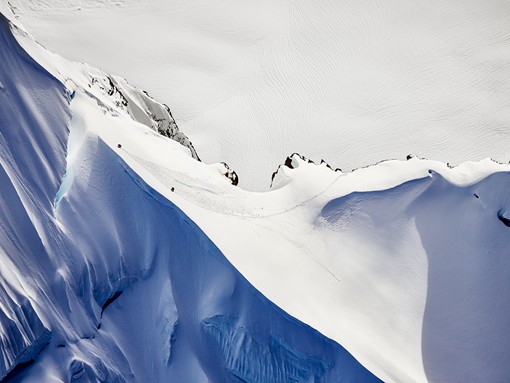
[0,10,379,382]
[2,2,510,383]
[8,0,510,190]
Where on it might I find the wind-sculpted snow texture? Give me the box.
[0,14,380,382]
[9,0,510,190]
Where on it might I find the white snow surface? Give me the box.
[4,4,510,382]
[8,0,510,190]
[66,92,510,382]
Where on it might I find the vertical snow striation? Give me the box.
[0,297,51,380]
[0,10,380,383]
[0,13,70,380]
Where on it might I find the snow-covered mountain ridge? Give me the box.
[2,3,510,382]
[8,0,510,190]
[0,10,379,382]
[3,1,199,161]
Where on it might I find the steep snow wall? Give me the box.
[0,13,70,379]
[3,4,510,382]
[131,150,510,382]
[0,13,379,382]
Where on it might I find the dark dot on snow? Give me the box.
[117,144,122,148]
[171,187,175,192]
[474,193,479,199]
[57,344,66,348]
[497,210,510,228]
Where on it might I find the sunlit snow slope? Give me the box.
[0,10,379,383]
[9,0,510,190]
[2,3,510,383]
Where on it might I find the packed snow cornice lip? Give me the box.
[1,2,510,382]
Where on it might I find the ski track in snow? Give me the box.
[9,0,510,190]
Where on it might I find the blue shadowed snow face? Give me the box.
[0,13,71,380]
[0,12,380,382]
[0,15,70,206]
[68,142,382,383]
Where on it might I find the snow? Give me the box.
[0,13,70,379]
[58,49,510,383]
[125,146,510,382]
[8,0,510,190]
[0,11,379,383]
[2,3,510,382]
